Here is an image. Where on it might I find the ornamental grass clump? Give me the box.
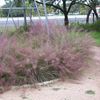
[0,23,93,89]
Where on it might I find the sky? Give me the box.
[0,0,5,7]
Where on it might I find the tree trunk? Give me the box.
[22,0,27,30]
[93,9,99,21]
[86,9,92,24]
[62,0,69,26]
[86,8,99,24]
[64,13,69,26]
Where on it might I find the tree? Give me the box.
[36,0,77,26]
[86,0,100,23]
[12,0,79,26]
[76,0,100,23]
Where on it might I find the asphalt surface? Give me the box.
[0,15,93,27]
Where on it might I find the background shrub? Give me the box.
[78,20,100,32]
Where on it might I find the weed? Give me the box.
[85,90,95,95]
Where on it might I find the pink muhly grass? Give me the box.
[0,23,93,89]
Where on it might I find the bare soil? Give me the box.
[0,46,100,100]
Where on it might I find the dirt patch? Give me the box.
[0,46,100,100]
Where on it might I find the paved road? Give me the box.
[0,15,93,27]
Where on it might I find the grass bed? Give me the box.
[0,23,93,90]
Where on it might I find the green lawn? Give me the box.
[91,32,100,46]
[0,26,18,36]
